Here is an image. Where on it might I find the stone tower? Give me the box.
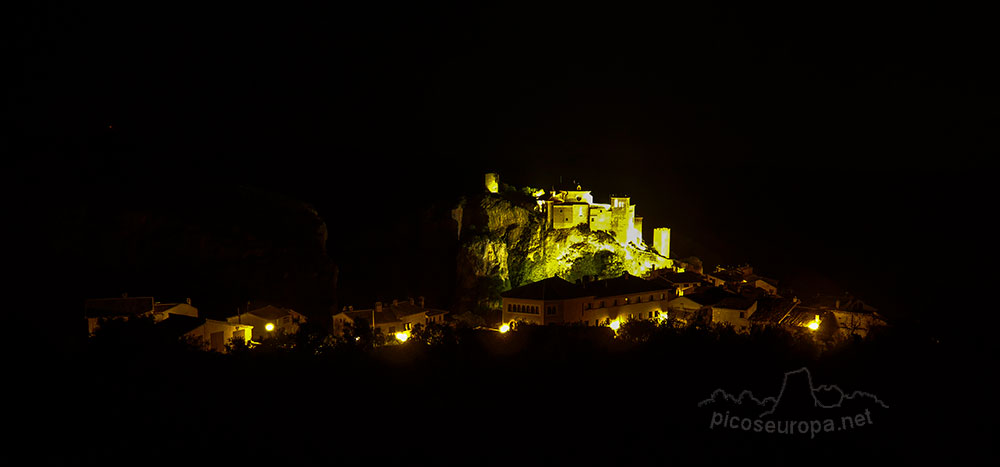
[653,227,671,259]
[485,173,499,194]
[609,195,633,245]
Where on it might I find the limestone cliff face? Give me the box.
[454,191,669,313]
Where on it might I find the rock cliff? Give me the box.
[454,187,669,314]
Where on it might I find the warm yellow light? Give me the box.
[395,332,409,342]
[265,323,275,332]
[498,323,510,333]
[608,320,621,331]
[807,321,819,331]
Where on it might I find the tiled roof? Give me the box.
[501,276,588,300]
[501,273,674,301]
[680,287,740,306]
[782,308,820,327]
[799,294,877,313]
[748,297,799,324]
[654,270,703,284]
[154,303,180,314]
[248,305,294,320]
[586,274,673,299]
[714,297,756,311]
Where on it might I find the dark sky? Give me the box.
[7,2,993,320]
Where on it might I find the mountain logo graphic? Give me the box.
[699,368,889,436]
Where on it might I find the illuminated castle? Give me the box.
[485,173,671,259]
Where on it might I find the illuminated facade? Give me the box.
[500,273,675,327]
[486,174,670,256]
[666,287,758,331]
[332,297,449,339]
[159,315,253,353]
[226,304,306,341]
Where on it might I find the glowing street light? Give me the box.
[498,323,510,333]
[265,322,275,332]
[807,315,820,331]
[395,332,409,342]
[608,320,621,331]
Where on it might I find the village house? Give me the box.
[744,293,886,339]
[666,287,737,324]
[331,297,449,340]
[500,273,675,327]
[794,294,886,338]
[647,269,704,295]
[709,297,758,331]
[705,265,779,296]
[85,296,199,336]
[158,315,253,353]
[747,296,802,329]
[226,304,307,341]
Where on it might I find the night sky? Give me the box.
[5,4,996,465]
[8,2,993,329]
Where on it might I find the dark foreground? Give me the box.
[13,324,994,466]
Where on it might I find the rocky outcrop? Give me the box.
[454,190,669,314]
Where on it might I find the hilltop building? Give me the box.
[484,173,671,257]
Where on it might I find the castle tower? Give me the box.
[653,227,671,259]
[609,195,633,245]
[633,216,643,244]
[485,173,499,194]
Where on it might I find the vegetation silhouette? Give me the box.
[39,314,986,466]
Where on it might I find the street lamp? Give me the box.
[807,315,820,331]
